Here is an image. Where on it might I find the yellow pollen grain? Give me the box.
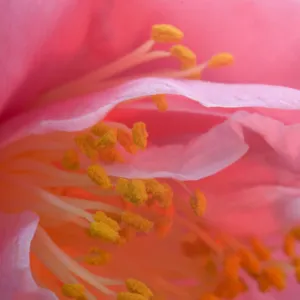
[283,233,296,258]
[98,147,124,164]
[117,292,148,300]
[85,250,111,266]
[116,178,148,205]
[121,211,153,233]
[132,122,148,149]
[117,128,138,154]
[62,149,80,170]
[89,221,120,243]
[250,238,271,261]
[238,248,261,276]
[208,52,234,68]
[151,24,184,43]
[262,266,286,291]
[125,278,153,299]
[90,122,110,136]
[62,284,86,300]
[190,189,207,216]
[170,44,197,68]
[75,134,98,160]
[200,293,220,300]
[223,253,240,279]
[95,128,117,148]
[87,164,112,189]
[151,94,168,112]
[157,183,173,208]
[93,211,120,231]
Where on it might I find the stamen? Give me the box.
[62,284,86,300]
[238,248,261,276]
[93,211,121,231]
[91,123,111,137]
[151,24,184,43]
[223,253,240,279]
[117,128,138,154]
[117,292,148,300]
[125,278,153,299]
[283,233,296,257]
[62,150,80,170]
[95,129,117,148]
[89,221,120,243]
[85,249,111,266]
[190,189,207,217]
[250,238,271,261]
[151,95,168,112]
[87,165,112,189]
[207,53,234,68]
[170,44,197,69]
[200,293,220,300]
[132,122,148,150]
[261,266,286,291]
[121,211,153,233]
[75,134,98,161]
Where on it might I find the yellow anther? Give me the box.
[151,95,168,112]
[117,128,138,154]
[291,227,300,239]
[208,52,234,68]
[117,292,148,300]
[238,248,261,276]
[132,122,148,149]
[95,128,117,148]
[262,266,286,291]
[295,267,300,283]
[190,189,207,216]
[62,284,86,300]
[62,149,80,170]
[250,238,271,261]
[121,211,153,233]
[215,277,247,299]
[93,211,120,231]
[151,24,184,43]
[223,253,240,279]
[89,221,120,243]
[170,44,197,68]
[145,179,165,196]
[116,178,148,205]
[200,293,220,300]
[75,134,98,160]
[85,250,111,266]
[283,233,296,257]
[98,147,124,163]
[125,278,153,299]
[146,180,173,208]
[156,183,173,208]
[90,122,110,136]
[257,274,271,293]
[87,165,112,189]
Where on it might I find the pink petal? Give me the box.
[0,0,97,117]
[0,211,56,299]
[109,0,300,88]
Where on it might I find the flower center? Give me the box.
[2,23,298,300]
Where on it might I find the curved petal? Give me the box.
[0,211,57,299]
[1,78,300,149]
[109,0,300,88]
[0,0,100,118]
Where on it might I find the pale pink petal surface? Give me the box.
[0,211,56,299]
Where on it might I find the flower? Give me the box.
[2,1,300,300]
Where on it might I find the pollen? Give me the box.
[208,52,234,68]
[283,233,296,258]
[190,189,207,216]
[151,95,168,112]
[93,211,120,231]
[151,24,184,43]
[170,44,197,68]
[132,122,148,150]
[116,178,148,205]
[89,221,120,243]
[146,180,173,207]
[98,147,124,163]
[215,277,247,299]
[90,122,111,136]
[223,253,240,279]
[121,211,153,233]
[87,165,112,189]
[117,128,138,154]
[75,134,98,160]
[95,128,117,148]
[125,278,153,299]
[62,149,80,170]
[261,266,286,291]
[238,248,261,276]
[62,284,86,300]
[117,292,148,300]
[85,249,111,266]
[250,238,271,261]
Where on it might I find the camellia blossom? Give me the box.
[2,1,300,300]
